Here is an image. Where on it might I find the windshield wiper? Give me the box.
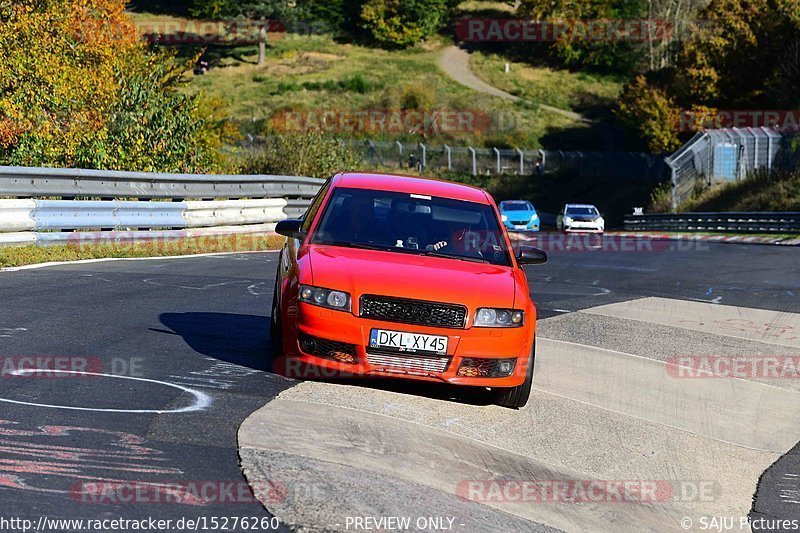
[420,250,491,264]
[320,241,395,252]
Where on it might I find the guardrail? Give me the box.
[0,166,325,246]
[0,166,324,200]
[624,212,800,234]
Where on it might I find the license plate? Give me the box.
[514,224,528,229]
[369,329,448,355]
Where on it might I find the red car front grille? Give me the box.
[359,295,467,329]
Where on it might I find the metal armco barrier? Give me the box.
[0,199,289,232]
[0,166,324,199]
[624,212,800,234]
[0,166,325,246]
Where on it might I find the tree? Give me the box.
[674,0,800,107]
[0,0,234,172]
[359,0,456,48]
[295,0,364,37]
[615,75,681,153]
[517,0,649,73]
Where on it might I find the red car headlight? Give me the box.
[299,285,351,312]
[473,308,524,328]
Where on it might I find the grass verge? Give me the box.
[130,11,599,148]
[469,52,624,118]
[0,234,284,268]
[680,169,800,212]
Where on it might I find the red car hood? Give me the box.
[307,245,516,309]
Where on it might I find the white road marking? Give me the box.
[247,282,269,295]
[0,370,211,413]
[142,279,252,291]
[0,327,27,338]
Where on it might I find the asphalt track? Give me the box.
[0,238,798,532]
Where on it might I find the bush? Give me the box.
[241,133,362,178]
[615,76,681,153]
[359,0,455,48]
[647,182,673,213]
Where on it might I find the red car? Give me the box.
[270,172,546,408]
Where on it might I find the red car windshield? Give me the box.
[311,187,512,266]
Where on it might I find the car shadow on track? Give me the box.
[159,312,496,407]
[159,312,271,371]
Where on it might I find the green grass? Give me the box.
[0,234,283,268]
[680,170,800,212]
[470,52,625,117]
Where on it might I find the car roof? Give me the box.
[332,172,490,204]
[500,200,533,205]
[566,203,597,208]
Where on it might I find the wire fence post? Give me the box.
[395,140,403,167]
[444,145,452,170]
[493,147,501,174]
[516,148,524,175]
[468,147,477,176]
[419,143,427,170]
[767,134,773,171]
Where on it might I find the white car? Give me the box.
[556,204,605,233]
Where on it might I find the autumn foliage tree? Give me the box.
[0,0,236,172]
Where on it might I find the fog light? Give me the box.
[300,336,316,353]
[498,361,514,375]
[457,358,516,377]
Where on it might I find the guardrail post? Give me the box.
[444,145,452,171]
[468,147,477,176]
[516,148,524,175]
[670,163,678,212]
[419,143,426,170]
[493,147,501,174]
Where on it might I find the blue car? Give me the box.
[499,200,540,232]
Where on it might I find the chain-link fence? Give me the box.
[355,140,668,181]
[668,127,798,209]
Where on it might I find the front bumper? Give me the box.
[277,303,535,388]
[504,220,540,232]
[564,222,604,233]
